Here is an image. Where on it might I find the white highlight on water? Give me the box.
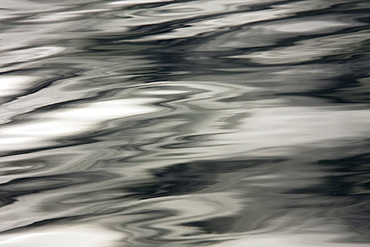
[0,224,122,247]
[1,46,65,64]
[211,232,370,247]
[109,0,171,6]
[272,20,349,33]
[0,76,39,97]
[0,98,160,151]
[214,106,370,156]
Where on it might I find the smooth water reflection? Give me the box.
[0,0,369,246]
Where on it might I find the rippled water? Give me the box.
[0,0,370,246]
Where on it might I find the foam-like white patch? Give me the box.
[0,225,122,247]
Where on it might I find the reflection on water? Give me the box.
[0,0,369,246]
[0,224,122,247]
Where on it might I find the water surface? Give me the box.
[0,0,370,246]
